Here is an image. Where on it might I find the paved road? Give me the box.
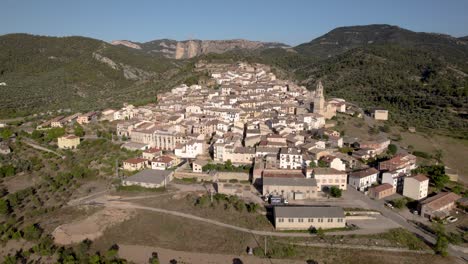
[345,186,468,260]
[75,184,467,259]
[85,196,399,238]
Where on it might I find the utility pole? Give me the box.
[115,159,119,179]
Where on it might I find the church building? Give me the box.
[312,80,337,119]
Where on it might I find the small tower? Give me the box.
[313,80,325,115]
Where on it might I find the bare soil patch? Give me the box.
[52,207,134,245]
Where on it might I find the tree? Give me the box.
[452,185,463,195]
[107,244,119,259]
[432,173,450,190]
[74,124,85,137]
[45,127,65,141]
[392,198,408,209]
[315,227,325,238]
[433,223,449,256]
[317,159,328,168]
[149,252,159,264]
[329,186,342,198]
[0,198,12,215]
[22,224,43,241]
[309,161,317,168]
[0,128,13,140]
[434,149,443,163]
[387,144,398,156]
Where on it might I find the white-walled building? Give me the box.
[403,174,429,200]
[330,158,346,171]
[311,168,347,191]
[382,171,406,193]
[174,140,204,159]
[348,168,379,192]
[279,147,303,170]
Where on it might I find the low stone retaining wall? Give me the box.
[174,171,212,181]
[345,211,381,215]
[216,172,249,181]
[345,215,377,220]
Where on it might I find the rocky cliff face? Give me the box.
[110,40,142,50]
[111,39,289,59]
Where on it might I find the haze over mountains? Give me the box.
[0,24,467,137]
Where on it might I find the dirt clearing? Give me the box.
[52,207,134,245]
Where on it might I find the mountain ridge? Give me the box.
[110,38,290,59]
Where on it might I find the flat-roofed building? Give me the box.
[403,174,429,200]
[311,168,347,191]
[274,206,346,230]
[122,169,173,189]
[372,109,388,121]
[263,177,318,200]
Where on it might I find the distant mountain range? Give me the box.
[0,24,467,137]
[111,39,290,59]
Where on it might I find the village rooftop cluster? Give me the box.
[32,62,462,230]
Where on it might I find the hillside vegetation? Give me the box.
[0,34,189,118]
[197,25,468,138]
[0,25,467,138]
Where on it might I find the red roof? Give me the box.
[263,170,304,178]
[144,147,161,153]
[370,183,393,193]
[411,174,429,182]
[124,158,148,164]
[153,156,173,164]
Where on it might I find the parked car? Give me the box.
[446,216,458,223]
[270,196,282,205]
[283,199,289,204]
[385,202,394,208]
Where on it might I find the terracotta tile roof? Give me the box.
[349,168,379,178]
[124,158,148,164]
[420,192,460,211]
[153,156,174,164]
[370,183,393,192]
[144,147,161,153]
[411,174,429,182]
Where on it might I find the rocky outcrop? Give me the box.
[92,52,155,81]
[110,40,142,49]
[110,39,289,59]
[174,39,289,59]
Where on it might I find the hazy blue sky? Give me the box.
[2,0,467,45]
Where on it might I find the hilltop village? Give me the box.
[91,62,460,224]
[1,62,466,262]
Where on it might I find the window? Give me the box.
[288,218,294,223]
[318,218,323,223]
[308,218,314,223]
[298,218,304,223]
[328,218,333,223]
[278,218,284,223]
[337,218,343,223]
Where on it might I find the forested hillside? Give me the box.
[0,25,467,138]
[297,45,468,138]
[197,25,468,138]
[0,34,189,118]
